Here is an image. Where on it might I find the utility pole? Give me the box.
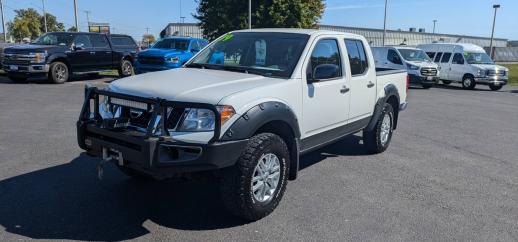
[74,0,79,32]
[42,0,47,33]
[0,0,6,42]
[489,4,500,59]
[382,0,388,46]
[433,20,437,34]
[249,0,251,29]
[84,11,91,26]
[146,27,149,47]
[112,28,115,34]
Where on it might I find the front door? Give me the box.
[449,52,466,81]
[69,35,95,71]
[301,37,350,146]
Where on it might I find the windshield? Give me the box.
[31,33,75,46]
[465,53,494,64]
[398,49,431,62]
[188,32,310,78]
[152,39,190,50]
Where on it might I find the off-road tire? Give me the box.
[422,84,434,89]
[442,80,452,85]
[220,133,290,221]
[363,103,394,154]
[489,84,503,91]
[48,62,69,84]
[118,60,132,77]
[462,75,476,90]
[9,77,27,82]
[117,166,154,180]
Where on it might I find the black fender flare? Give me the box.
[47,53,72,70]
[120,52,134,63]
[220,101,301,180]
[365,84,400,132]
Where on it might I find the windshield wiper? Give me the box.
[184,63,224,70]
[219,66,279,78]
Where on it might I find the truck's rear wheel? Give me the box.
[489,84,503,91]
[462,75,476,90]
[118,60,133,77]
[363,103,394,154]
[117,166,153,180]
[442,80,452,85]
[48,62,69,84]
[220,133,290,221]
[9,77,28,82]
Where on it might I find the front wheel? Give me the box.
[462,75,476,90]
[422,84,434,89]
[48,62,69,84]
[220,133,290,221]
[489,84,503,91]
[118,60,133,77]
[363,103,394,154]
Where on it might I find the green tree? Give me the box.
[67,26,77,32]
[8,8,41,40]
[142,34,156,46]
[193,0,326,41]
[40,13,65,33]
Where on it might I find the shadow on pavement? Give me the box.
[0,74,118,85]
[300,134,368,170]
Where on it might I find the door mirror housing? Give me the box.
[310,64,340,83]
[74,43,85,51]
[191,46,202,52]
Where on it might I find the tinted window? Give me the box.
[426,52,436,59]
[309,39,341,78]
[153,39,190,50]
[452,53,464,64]
[74,35,92,48]
[110,37,123,46]
[344,39,368,75]
[387,49,402,65]
[198,41,207,48]
[122,37,135,46]
[441,53,452,63]
[90,35,108,47]
[434,52,443,63]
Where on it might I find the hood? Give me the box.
[472,64,508,71]
[109,68,284,105]
[4,44,64,53]
[406,60,437,68]
[138,48,185,57]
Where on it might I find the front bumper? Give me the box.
[3,63,50,78]
[134,62,182,74]
[409,74,439,84]
[474,76,508,85]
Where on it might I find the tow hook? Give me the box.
[97,158,113,180]
[98,146,123,180]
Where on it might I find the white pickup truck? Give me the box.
[77,29,408,220]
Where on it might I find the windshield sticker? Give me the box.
[255,39,266,65]
[220,34,233,42]
[463,52,468,56]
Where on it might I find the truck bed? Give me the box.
[375,68,408,105]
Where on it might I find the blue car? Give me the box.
[134,37,209,74]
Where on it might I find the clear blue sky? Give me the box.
[1,0,517,41]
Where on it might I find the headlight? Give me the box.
[407,64,419,70]
[167,57,180,63]
[477,69,485,77]
[179,106,235,132]
[29,52,46,63]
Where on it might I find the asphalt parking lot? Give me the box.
[0,75,517,242]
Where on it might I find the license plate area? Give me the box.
[10,66,18,72]
[103,146,124,166]
[427,76,433,81]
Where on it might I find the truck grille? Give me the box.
[421,68,437,76]
[488,70,505,76]
[118,106,185,131]
[139,57,165,66]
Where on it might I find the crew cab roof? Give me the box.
[232,28,364,38]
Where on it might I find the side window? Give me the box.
[110,37,124,46]
[122,37,135,46]
[441,53,452,63]
[74,35,92,48]
[308,39,341,80]
[90,35,108,48]
[344,39,368,75]
[434,52,443,63]
[387,49,403,65]
[426,52,436,59]
[199,41,207,48]
[452,53,464,64]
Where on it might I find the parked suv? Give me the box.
[77,29,408,220]
[134,37,214,74]
[2,32,138,84]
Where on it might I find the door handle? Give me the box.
[340,86,350,94]
[90,52,95,55]
[367,82,375,88]
[107,51,111,54]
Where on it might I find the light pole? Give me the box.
[31,2,47,33]
[249,0,251,29]
[1,0,6,42]
[489,4,500,59]
[433,20,437,34]
[74,0,79,32]
[382,0,387,46]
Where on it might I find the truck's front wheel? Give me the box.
[118,60,133,77]
[220,133,290,221]
[363,103,394,154]
[48,62,69,84]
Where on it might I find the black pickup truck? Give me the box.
[2,32,138,84]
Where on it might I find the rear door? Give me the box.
[90,34,112,70]
[437,46,454,79]
[69,35,95,71]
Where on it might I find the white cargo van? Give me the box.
[417,43,509,91]
[372,47,439,89]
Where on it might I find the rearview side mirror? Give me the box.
[74,43,85,51]
[191,46,202,52]
[310,64,340,83]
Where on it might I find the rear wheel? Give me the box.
[422,84,434,89]
[363,103,394,154]
[462,75,476,90]
[220,133,289,221]
[9,77,27,82]
[48,62,69,84]
[489,84,503,91]
[118,60,132,77]
[442,80,452,85]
